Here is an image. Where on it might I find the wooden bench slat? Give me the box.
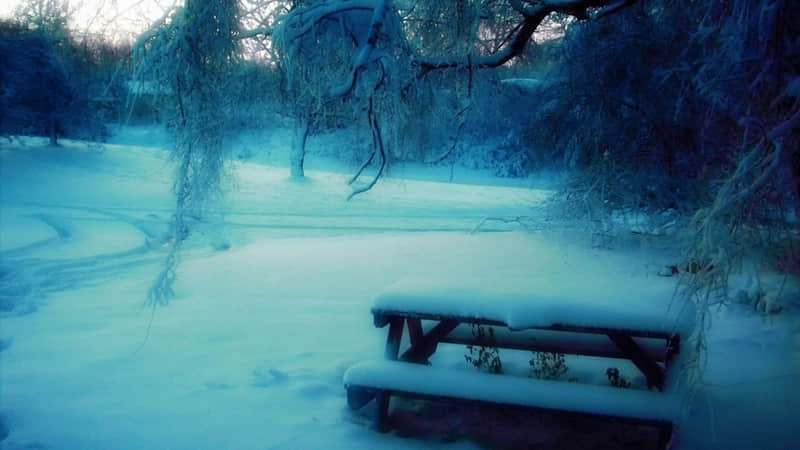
[344,360,678,424]
[429,323,669,362]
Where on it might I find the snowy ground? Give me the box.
[1,130,798,449]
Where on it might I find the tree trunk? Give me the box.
[290,118,309,179]
[48,115,59,146]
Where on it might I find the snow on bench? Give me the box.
[344,359,679,424]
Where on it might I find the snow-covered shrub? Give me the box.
[529,351,568,381]
[464,325,502,374]
[605,368,630,388]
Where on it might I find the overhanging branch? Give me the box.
[418,0,639,73]
[330,0,388,97]
[279,0,378,41]
[237,27,272,39]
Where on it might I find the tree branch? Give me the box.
[237,27,272,39]
[417,0,639,73]
[330,0,387,97]
[279,0,378,41]
[348,97,386,200]
[593,0,638,19]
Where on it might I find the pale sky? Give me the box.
[0,0,177,42]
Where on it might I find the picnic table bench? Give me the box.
[344,276,694,449]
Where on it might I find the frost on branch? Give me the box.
[133,0,240,306]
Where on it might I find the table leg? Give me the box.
[401,319,460,363]
[607,332,665,391]
[658,422,674,450]
[376,316,404,431]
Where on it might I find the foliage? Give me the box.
[532,6,712,218]
[464,324,502,374]
[674,0,800,386]
[605,367,630,388]
[529,351,568,380]
[521,0,799,388]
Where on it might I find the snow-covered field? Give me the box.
[1,130,798,449]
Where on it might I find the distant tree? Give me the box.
[13,0,71,39]
[0,28,73,145]
[0,0,122,144]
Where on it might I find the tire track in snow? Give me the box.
[1,208,170,313]
[1,203,544,314]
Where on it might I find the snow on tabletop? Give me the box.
[344,360,679,422]
[373,274,695,336]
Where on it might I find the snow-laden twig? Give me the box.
[419,0,639,73]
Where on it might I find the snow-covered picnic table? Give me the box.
[344,275,694,449]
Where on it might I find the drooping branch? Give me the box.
[348,97,386,200]
[237,27,272,39]
[278,0,378,42]
[274,0,390,100]
[417,0,639,73]
[330,0,388,97]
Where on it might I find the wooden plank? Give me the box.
[432,323,668,362]
[376,316,405,431]
[373,313,391,328]
[384,317,404,360]
[372,308,674,339]
[346,385,375,410]
[344,360,677,423]
[607,332,665,391]
[372,308,507,328]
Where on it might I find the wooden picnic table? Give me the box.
[344,276,694,449]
